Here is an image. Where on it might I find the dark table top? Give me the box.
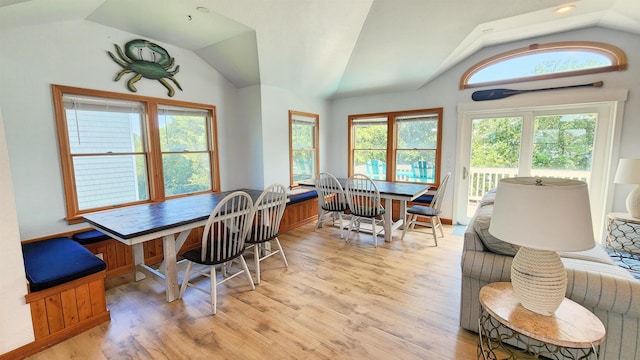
[83,189,263,240]
[298,178,429,200]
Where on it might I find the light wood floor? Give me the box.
[27,223,479,360]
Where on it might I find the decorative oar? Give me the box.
[471,81,603,101]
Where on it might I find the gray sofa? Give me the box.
[460,190,640,359]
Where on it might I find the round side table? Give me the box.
[478,282,605,359]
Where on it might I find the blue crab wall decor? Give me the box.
[108,39,183,97]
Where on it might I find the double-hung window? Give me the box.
[158,105,213,197]
[53,85,219,223]
[349,108,443,186]
[289,110,319,187]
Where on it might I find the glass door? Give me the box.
[456,104,613,239]
[465,116,524,218]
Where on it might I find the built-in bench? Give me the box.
[20,237,110,356]
[412,193,433,204]
[280,189,318,233]
[72,229,111,245]
[69,229,160,280]
[288,189,318,205]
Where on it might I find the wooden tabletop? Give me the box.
[479,282,605,348]
[298,178,429,200]
[83,189,263,240]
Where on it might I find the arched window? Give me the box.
[460,41,627,89]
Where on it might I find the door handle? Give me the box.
[463,166,468,180]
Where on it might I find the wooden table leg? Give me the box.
[399,199,408,227]
[132,243,146,281]
[383,199,393,242]
[162,233,179,302]
[158,230,191,274]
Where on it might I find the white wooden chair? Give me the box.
[344,173,385,247]
[245,184,288,285]
[401,172,451,246]
[179,191,255,314]
[315,172,349,238]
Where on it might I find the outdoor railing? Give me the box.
[468,167,590,202]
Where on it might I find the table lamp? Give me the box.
[488,177,595,316]
[614,158,640,218]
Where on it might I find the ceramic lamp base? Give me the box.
[626,184,640,218]
[511,247,567,316]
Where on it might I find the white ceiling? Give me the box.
[1,0,640,99]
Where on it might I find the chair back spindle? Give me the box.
[314,173,349,238]
[201,191,254,264]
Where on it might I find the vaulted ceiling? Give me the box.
[1,0,639,99]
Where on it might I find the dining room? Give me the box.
[2,1,640,359]
[25,221,479,359]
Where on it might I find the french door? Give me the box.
[455,101,619,239]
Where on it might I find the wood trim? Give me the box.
[348,107,444,186]
[12,270,111,360]
[289,110,319,188]
[51,85,80,221]
[460,41,628,89]
[209,106,221,191]
[25,271,106,302]
[146,100,163,200]
[289,111,295,187]
[280,198,318,233]
[0,313,111,360]
[50,84,220,224]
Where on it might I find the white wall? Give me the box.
[0,19,330,354]
[1,19,639,355]
[329,26,640,222]
[260,85,329,188]
[0,19,241,239]
[0,107,34,353]
[223,85,263,190]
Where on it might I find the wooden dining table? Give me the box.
[83,189,264,302]
[299,178,430,242]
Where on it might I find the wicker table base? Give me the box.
[478,282,604,360]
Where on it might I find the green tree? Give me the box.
[469,114,596,171]
[158,116,211,196]
[471,117,522,168]
[532,114,596,171]
[292,122,315,181]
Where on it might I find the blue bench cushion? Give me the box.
[22,237,107,292]
[413,194,433,204]
[72,229,111,245]
[288,190,318,205]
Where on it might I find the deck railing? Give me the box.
[468,167,590,202]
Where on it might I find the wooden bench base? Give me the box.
[5,271,111,359]
[280,197,318,233]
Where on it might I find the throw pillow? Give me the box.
[479,188,497,207]
[473,205,520,256]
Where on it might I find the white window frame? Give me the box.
[456,87,628,240]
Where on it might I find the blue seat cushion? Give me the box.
[413,194,433,204]
[406,205,440,217]
[72,229,111,245]
[288,190,318,205]
[22,237,106,292]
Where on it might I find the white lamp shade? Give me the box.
[614,159,640,184]
[489,177,595,252]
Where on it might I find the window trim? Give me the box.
[459,41,627,89]
[288,110,319,188]
[348,107,443,187]
[52,84,220,223]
